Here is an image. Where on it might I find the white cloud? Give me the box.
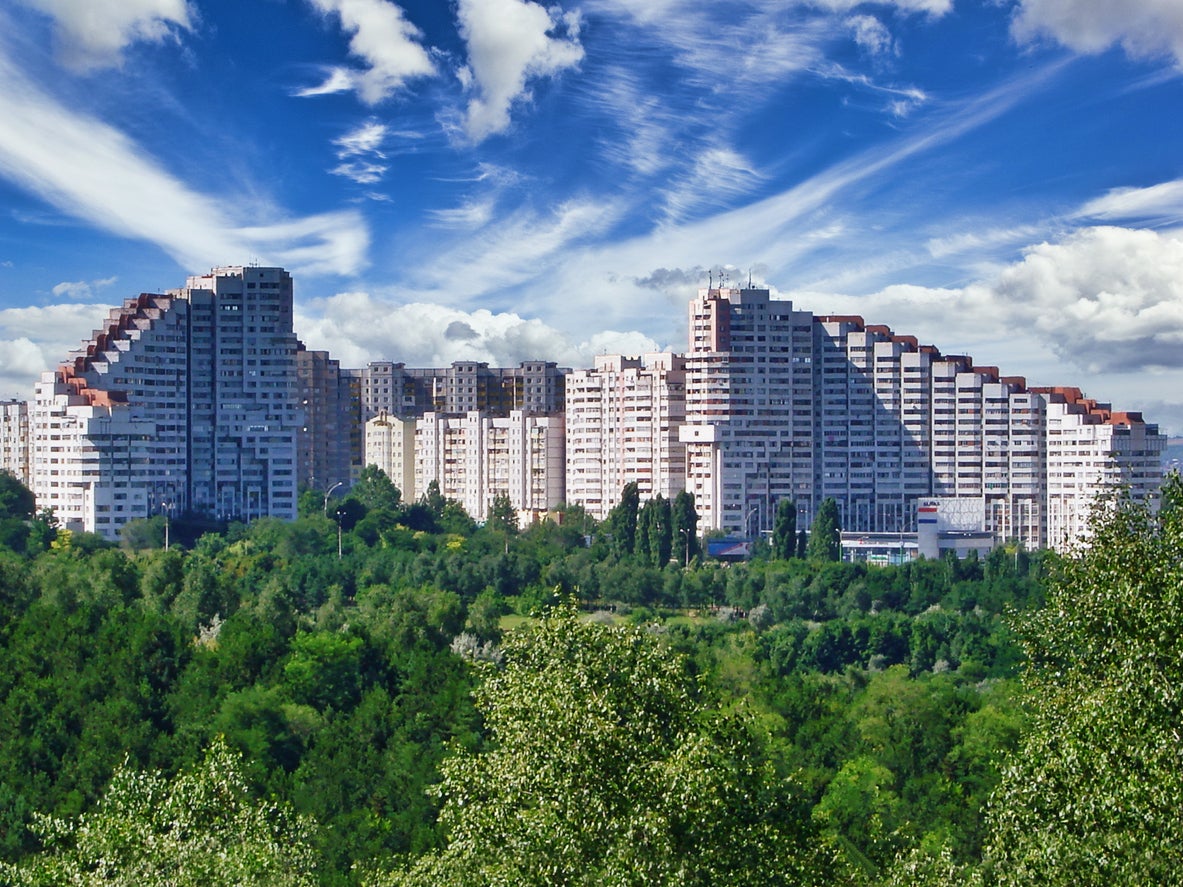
[296,291,658,369]
[812,0,950,13]
[1077,178,1183,223]
[333,121,388,157]
[0,52,370,276]
[303,0,437,104]
[1012,0,1183,67]
[455,0,584,141]
[660,147,764,223]
[51,276,117,300]
[428,199,496,229]
[0,302,113,397]
[329,120,389,185]
[18,0,192,70]
[848,15,897,56]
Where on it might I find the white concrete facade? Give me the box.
[564,352,686,521]
[32,266,302,539]
[0,400,30,486]
[364,411,417,501]
[415,410,564,523]
[681,287,816,536]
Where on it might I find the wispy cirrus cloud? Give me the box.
[0,48,370,276]
[454,0,584,141]
[1077,178,1183,224]
[16,0,192,70]
[330,120,389,185]
[300,0,437,103]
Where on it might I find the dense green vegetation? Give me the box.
[0,468,1173,884]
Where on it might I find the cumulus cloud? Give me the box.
[51,276,117,300]
[1012,0,1183,67]
[0,52,370,276]
[302,0,437,104]
[819,226,1183,381]
[0,302,114,397]
[455,0,584,141]
[808,0,950,15]
[17,0,192,70]
[295,291,659,369]
[990,226,1183,372]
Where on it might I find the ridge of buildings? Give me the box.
[6,269,1166,551]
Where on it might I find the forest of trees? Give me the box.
[0,467,1179,885]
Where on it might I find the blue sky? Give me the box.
[2,0,1183,432]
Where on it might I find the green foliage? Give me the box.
[0,471,34,521]
[351,466,403,513]
[606,482,640,559]
[772,498,798,560]
[807,498,841,562]
[0,737,319,886]
[388,604,837,886]
[671,491,699,566]
[973,486,1183,885]
[486,493,518,536]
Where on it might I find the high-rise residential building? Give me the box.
[0,400,30,485]
[358,360,568,420]
[364,411,417,501]
[1039,387,1164,548]
[296,345,359,493]
[564,353,687,520]
[32,266,302,538]
[680,286,816,536]
[815,317,1046,549]
[668,286,1162,551]
[415,410,564,523]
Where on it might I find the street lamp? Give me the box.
[161,500,173,552]
[746,505,759,540]
[679,526,692,567]
[323,481,343,518]
[336,507,345,559]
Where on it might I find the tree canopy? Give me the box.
[387,604,838,887]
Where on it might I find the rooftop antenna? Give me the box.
[708,269,713,288]
[748,268,753,288]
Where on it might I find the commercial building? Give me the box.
[31,266,302,538]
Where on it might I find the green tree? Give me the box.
[606,482,640,559]
[972,482,1183,885]
[0,738,319,886]
[807,498,841,562]
[486,493,518,536]
[772,498,798,560]
[352,465,403,513]
[385,604,835,886]
[672,491,699,566]
[0,471,34,520]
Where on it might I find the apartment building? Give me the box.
[680,286,816,536]
[363,411,417,501]
[415,410,564,523]
[358,360,568,420]
[1039,387,1165,548]
[32,266,302,538]
[814,317,1046,549]
[0,400,30,485]
[296,345,360,492]
[564,353,687,520]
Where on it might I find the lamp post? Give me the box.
[161,500,173,552]
[323,481,343,518]
[679,526,692,567]
[336,507,345,559]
